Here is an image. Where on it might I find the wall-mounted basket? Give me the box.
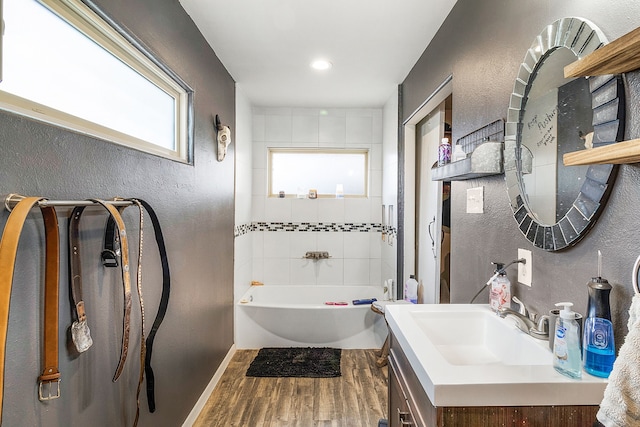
[431,119,504,181]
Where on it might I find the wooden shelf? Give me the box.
[564,26,640,77]
[563,139,640,165]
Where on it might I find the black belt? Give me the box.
[102,199,170,413]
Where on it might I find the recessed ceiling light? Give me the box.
[311,59,333,70]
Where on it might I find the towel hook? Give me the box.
[633,254,640,295]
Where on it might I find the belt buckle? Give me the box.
[71,319,93,353]
[101,249,119,267]
[38,378,61,401]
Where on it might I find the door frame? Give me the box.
[398,75,452,300]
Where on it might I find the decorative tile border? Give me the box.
[234,221,397,238]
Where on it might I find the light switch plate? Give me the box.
[518,248,532,287]
[466,187,484,213]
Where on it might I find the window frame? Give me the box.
[267,147,370,198]
[0,0,194,163]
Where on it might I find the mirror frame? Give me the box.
[504,17,625,251]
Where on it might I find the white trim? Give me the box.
[404,74,453,126]
[402,76,452,292]
[0,0,191,163]
[181,344,237,427]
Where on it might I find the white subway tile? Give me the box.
[346,116,373,144]
[343,259,371,285]
[289,232,318,258]
[252,168,267,196]
[316,259,344,285]
[344,232,371,259]
[290,258,318,285]
[265,114,292,142]
[319,115,346,144]
[317,199,345,222]
[292,115,319,143]
[317,232,344,259]
[263,231,291,258]
[252,142,267,170]
[262,258,291,285]
[252,114,265,142]
[264,198,292,221]
[291,198,319,222]
[344,198,371,222]
[251,195,265,221]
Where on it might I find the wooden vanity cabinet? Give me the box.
[388,332,433,426]
[387,331,600,427]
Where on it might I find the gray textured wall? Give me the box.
[0,0,235,425]
[403,0,640,344]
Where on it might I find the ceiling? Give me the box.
[179,0,458,108]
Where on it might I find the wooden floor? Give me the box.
[194,349,388,427]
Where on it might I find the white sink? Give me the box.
[386,304,608,407]
[411,309,550,366]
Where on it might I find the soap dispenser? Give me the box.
[489,262,511,312]
[583,254,615,378]
[553,302,582,379]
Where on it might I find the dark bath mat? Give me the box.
[246,347,341,378]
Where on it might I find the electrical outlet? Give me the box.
[518,248,532,287]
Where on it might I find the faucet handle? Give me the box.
[512,296,529,317]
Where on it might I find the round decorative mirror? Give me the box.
[504,17,625,251]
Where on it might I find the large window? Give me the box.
[269,148,369,197]
[0,0,192,162]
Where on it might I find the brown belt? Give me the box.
[0,197,60,423]
[87,199,133,382]
[103,198,170,414]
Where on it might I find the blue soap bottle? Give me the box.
[583,276,615,378]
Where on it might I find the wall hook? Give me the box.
[214,114,232,162]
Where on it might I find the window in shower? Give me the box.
[268,148,369,197]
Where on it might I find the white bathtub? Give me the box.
[235,285,387,349]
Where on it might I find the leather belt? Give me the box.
[103,199,170,413]
[124,198,146,427]
[89,199,132,382]
[0,197,60,423]
[68,206,93,353]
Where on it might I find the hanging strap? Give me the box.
[0,197,61,423]
[118,198,146,427]
[89,199,132,382]
[68,206,93,353]
[39,204,61,400]
[103,198,170,413]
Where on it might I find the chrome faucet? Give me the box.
[497,304,549,340]
[497,307,536,333]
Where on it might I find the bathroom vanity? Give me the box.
[385,304,607,426]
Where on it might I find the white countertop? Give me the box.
[385,303,608,407]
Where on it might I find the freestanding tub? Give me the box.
[235,285,387,349]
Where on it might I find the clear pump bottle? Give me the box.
[489,263,511,312]
[553,302,582,379]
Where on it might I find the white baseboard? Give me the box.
[182,344,237,427]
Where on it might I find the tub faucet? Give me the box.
[303,251,330,260]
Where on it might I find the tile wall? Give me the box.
[247,107,386,288]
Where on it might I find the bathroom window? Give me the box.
[0,0,192,163]
[268,148,369,197]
